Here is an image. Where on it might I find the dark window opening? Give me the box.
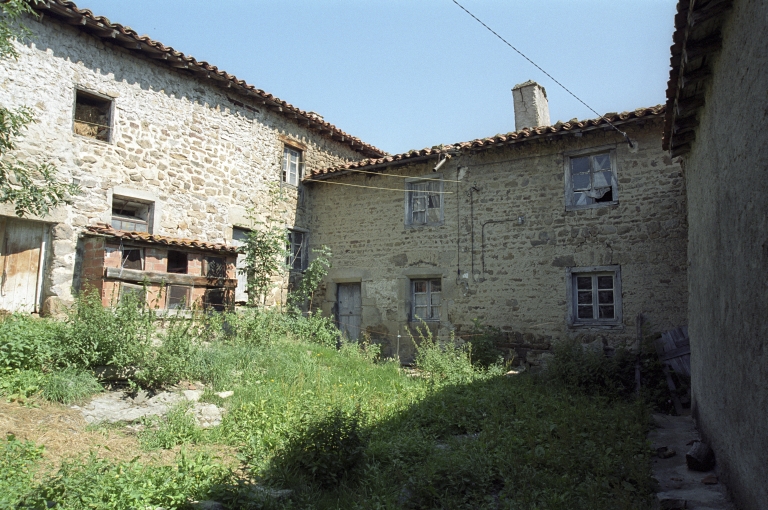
[206,257,226,278]
[204,289,226,312]
[595,188,614,203]
[74,89,112,142]
[121,248,143,270]
[167,251,188,274]
[167,285,191,310]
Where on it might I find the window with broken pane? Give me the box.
[412,278,441,321]
[286,230,307,271]
[120,247,143,270]
[567,150,617,209]
[570,269,621,325]
[406,178,443,226]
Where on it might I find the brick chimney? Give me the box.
[512,80,550,130]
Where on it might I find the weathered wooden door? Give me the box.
[337,283,361,341]
[0,219,47,313]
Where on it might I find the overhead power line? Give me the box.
[450,0,634,148]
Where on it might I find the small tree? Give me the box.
[287,245,332,314]
[1,0,79,217]
[238,183,288,307]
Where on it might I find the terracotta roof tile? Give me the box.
[84,224,239,254]
[307,105,665,179]
[32,1,385,159]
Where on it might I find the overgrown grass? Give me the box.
[0,297,660,509]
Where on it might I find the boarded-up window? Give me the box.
[74,89,112,142]
[167,251,188,274]
[412,278,441,321]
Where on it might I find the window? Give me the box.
[405,176,444,226]
[411,278,441,321]
[567,266,622,327]
[231,227,250,304]
[286,230,307,271]
[565,149,618,210]
[120,247,143,270]
[74,89,112,142]
[111,197,151,232]
[282,146,304,186]
[205,257,226,278]
[120,283,145,305]
[167,251,188,274]
[167,285,191,310]
[204,289,227,312]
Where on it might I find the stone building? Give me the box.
[305,82,688,362]
[663,0,768,508]
[0,0,383,314]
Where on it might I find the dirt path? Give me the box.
[0,397,237,471]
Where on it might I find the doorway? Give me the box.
[0,218,48,313]
[336,283,361,341]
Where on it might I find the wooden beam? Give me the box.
[683,34,722,63]
[681,66,711,88]
[675,96,705,117]
[673,115,699,134]
[673,130,696,146]
[670,143,691,158]
[689,0,732,27]
[104,267,237,288]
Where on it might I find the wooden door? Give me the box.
[0,218,47,313]
[337,283,361,341]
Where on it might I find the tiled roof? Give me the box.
[84,224,239,254]
[31,1,386,159]
[307,105,665,180]
[662,0,732,156]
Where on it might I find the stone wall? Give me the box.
[308,119,688,362]
[0,15,365,312]
[683,0,768,508]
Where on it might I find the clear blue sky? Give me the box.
[75,0,677,155]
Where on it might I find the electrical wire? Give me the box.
[322,166,463,183]
[308,179,453,193]
[450,0,634,148]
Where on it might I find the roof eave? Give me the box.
[31,0,386,159]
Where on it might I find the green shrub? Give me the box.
[413,327,476,387]
[35,450,236,509]
[62,290,155,370]
[0,368,45,401]
[134,312,202,388]
[286,311,338,348]
[465,319,504,368]
[0,314,63,371]
[274,407,366,488]
[41,368,102,404]
[139,403,202,450]
[0,434,46,509]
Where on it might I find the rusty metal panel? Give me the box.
[0,219,46,313]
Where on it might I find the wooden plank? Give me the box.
[659,344,692,362]
[105,267,236,288]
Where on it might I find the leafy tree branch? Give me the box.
[1,0,80,217]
